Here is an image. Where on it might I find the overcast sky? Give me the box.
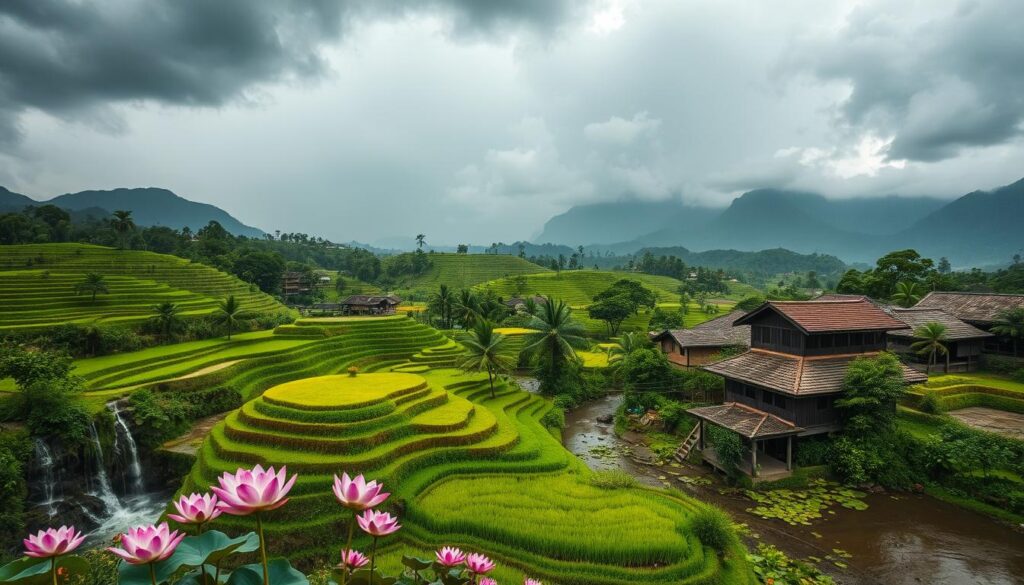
[1,0,1022,245]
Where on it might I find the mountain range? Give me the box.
[538,179,1024,267]
[0,187,264,237]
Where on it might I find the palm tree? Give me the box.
[454,289,481,329]
[608,331,650,365]
[151,301,181,339]
[415,234,426,250]
[75,272,108,303]
[892,281,924,308]
[991,308,1024,357]
[214,295,243,340]
[111,210,136,250]
[457,320,515,398]
[911,322,949,373]
[428,284,455,329]
[522,298,588,381]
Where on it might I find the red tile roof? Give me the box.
[915,291,1024,325]
[687,402,802,438]
[738,299,909,333]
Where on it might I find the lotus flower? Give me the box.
[356,509,401,537]
[480,579,498,585]
[525,580,543,585]
[168,493,222,525]
[23,526,85,558]
[212,465,296,516]
[466,553,495,575]
[435,546,466,567]
[332,473,390,511]
[107,523,184,565]
[339,549,369,570]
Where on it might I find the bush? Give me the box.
[588,470,638,489]
[540,407,565,430]
[129,389,189,450]
[0,431,30,560]
[918,390,941,414]
[688,506,736,553]
[795,436,831,467]
[707,425,744,479]
[658,400,693,434]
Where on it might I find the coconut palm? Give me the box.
[111,210,136,250]
[911,322,949,373]
[991,308,1024,357]
[457,320,515,398]
[75,272,108,303]
[213,295,243,340]
[415,234,426,250]
[522,298,588,380]
[151,301,181,339]
[608,331,650,365]
[428,284,455,329]
[453,289,481,329]
[892,281,924,308]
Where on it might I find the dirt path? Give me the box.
[103,359,245,392]
[948,406,1024,440]
[161,412,228,456]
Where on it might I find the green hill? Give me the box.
[391,253,548,296]
[0,243,286,331]
[475,270,681,307]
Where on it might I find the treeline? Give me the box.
[837,249,1024,299]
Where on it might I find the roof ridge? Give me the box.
[750,412,769,437]
[793,356,805,393]
[923,291,1024,298]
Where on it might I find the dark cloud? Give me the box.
[0,0,585,147]
[787,0,1024,162]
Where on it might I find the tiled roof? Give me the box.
[888,308,994,340]
[341,295,402,306]
[687,402,802,438]
[737,299,909,333]
[915,292,1024,325]
[654,310,750,348]
[703,349,928,396]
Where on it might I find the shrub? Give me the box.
[981,354,1024,374]
[588,470,638,489]
[5,378,91,447]
[0,431,30,560]
[707,425,744,478]
[795,436,831,467]
[129,389,190,450]
[658,400,692,433]
[688,506,736,553]
[918,390,941,414]
[540,407,565,430]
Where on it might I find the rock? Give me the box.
[912,483,925,493]
[869,485,886,494]
[596,414,614,424]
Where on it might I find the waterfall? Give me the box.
[87,421,122,512]
[110,403,144,494]
[32,439,61,517]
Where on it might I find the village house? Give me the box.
[685,298,927,481]
[280,271,311,297]
[504,295,547,312]
[887,307,993,372]
[651,310,750,368]
[339,294,402,315]
[914,291,1024,357]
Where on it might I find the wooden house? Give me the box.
[505,295,547,312]
[651,310,749,368]
[339,294,402,315]
[280,271,311,297]
[914,292,1024,357]
[887,308,993,372]
[687,298,926,481]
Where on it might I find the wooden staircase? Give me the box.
[674,424,702,463]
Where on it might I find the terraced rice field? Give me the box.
[903,373,1024,416]
[0,243,285,330]
[177,366,751,584]
[395,253,548,295]
[476,270,683,306]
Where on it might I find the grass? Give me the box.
[903,372,1024,416]
[262,373,427,409]
[0,243,287,330]
[578,350,610,368]
[393,253,548,296]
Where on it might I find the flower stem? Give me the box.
[369,536,378,577]
[256,514,269,585]
[341,511,356,585]
[50,557,56,585]
[149,562,158,585]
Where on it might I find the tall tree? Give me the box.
[835,352,906,437]
[453,289,481,329]
[151,301,182,340]
[991,308,1024,357]
[415,234,426,250]
[428,284,455,329]
[75,272,108,303]
[892,281,924,308]
[457,320,515,398]
[523,298,588,381]
[110,210,136,250]
[587,294,633,335]
[214,295,243,340]
[911,322,949,373]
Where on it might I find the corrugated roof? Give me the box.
[654,310,750,348]
[915,291,1024,325]
[888,308,994,340]
[703,349,927,396]
[687,402,802,438]
[738,299,909,333]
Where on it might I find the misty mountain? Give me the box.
[0,186,35,211]
[26,187,265,237]
[535,199,720,245]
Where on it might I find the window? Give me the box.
[762,391,772,404]
[851,332,863,346]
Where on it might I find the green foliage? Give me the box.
[539,407,565,430]
[588,469,638,489]
[0,347,74,386]
[795,436,831,467]
[917,389,941,414]
[129,388,190,450]
[74,272,109,302]
[745,480,868,525]
[835,352,906,436]
[647,306,684,331]
[456,320,514,398]
[0,431,30,558]
[707,425,744,479]
[0,349,91,445]
[734,295,765,311]
[657,400,692,433]
[747,543,836,585]
[587,293,634,335]
[687,506,736,553]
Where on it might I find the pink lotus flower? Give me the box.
[356,509,401,537]
[525,580,543,585]
[23,526,85,558]
[339,549,369,570]
[332,473,390,511]
[107,523,185,565]
[466,553,495,574]
[168,493,222,525]
[212,465,296,516]
[480,579,498,585]
[435,546,466,567]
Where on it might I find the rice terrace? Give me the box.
[2,3,1024,585]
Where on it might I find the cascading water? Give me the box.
[87,420,122,512]
[110,403,144,494]
[32,439,61,518]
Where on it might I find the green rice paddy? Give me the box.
[394,253,548,295]
[0,243,286,330]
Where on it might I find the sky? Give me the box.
[0,0,1022,246]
